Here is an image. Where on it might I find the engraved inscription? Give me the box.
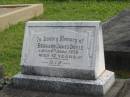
[20,21,107,80]
[27,27,96,69]
[33,34,85,66]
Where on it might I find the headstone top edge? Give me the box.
[26,21,101,27]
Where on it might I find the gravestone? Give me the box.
[13,21,115,96]
[103,9,130,73]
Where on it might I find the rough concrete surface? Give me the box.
[0,4,43,31]
[123,79,130,97]
[0,79,127,97]
[12,70,115,96]
[0,7,22,15]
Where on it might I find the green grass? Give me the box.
[0,0,130,77]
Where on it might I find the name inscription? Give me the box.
[34,34,85,66]
[27,27,95,68]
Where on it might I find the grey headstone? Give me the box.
[21,21,105,80]
[12,21,115,96]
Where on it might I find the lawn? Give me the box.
[0,0,130,77]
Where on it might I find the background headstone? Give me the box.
[103,9,130,75]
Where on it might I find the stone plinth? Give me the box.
[0,79,126,97]
[13,70,115,96]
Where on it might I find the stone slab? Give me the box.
[21,21,105,80]
[12,70,115,96]
[102,8,130,75]
[122,79,130,97]
[103,8,130,52]
[0,4,43,31]
[0,79,126,97]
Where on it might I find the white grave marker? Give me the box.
[13,21,115,96]
[21,21,105,79]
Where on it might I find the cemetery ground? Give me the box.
[0,0,130,79]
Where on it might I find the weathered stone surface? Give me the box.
[123,79,130,97]
[103,9,130,72]
[0,6,22,15]
[21,21,105,80]
[0,79,126,97]
[12,70,115,96]
[103,9,130,52]
[0,4,43,31]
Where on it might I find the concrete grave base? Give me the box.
[12,70,115,96]
[0,79,126,97]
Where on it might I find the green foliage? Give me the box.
[0,23,24,77]
[0,0,129,4]
[0,0,130,77]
